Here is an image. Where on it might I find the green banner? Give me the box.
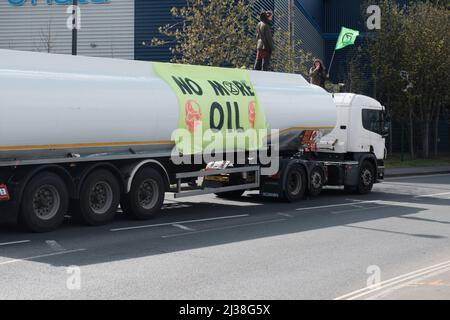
[153,63,267,154]
[335,27,360,50]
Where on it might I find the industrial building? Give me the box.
[0,0,367,75]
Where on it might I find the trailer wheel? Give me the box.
[77,170,120,226]
[356,161,375,194]
[308,167,324,197]
[282,165,306,202]
[122,168,165,220]
[19,172,69,233]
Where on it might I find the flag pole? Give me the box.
[327,49,336,77]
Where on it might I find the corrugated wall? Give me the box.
[254,0,275,17]
[273,0,323,63]
[293,0,323,61]
[0,0,134,60]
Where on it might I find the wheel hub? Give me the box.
[362,169,373,186]
[32,185,60,220]
[287,171,301,195]
[89,181,113,214]
[311,172,322,189]
[138,179,158,210]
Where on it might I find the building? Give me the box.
[0,0,367,70]
[0,0,135,60]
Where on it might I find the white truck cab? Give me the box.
[319,93,387,161]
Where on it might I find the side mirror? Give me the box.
[381,124,390,138]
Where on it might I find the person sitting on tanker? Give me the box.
[309,59,328,88]
[254,11,274,71]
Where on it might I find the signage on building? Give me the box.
[8,0,109,6]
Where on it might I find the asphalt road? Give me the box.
[1,174,450,300]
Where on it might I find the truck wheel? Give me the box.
[283,165,306,202]
[122,168,165,220]
[78,170,120,226]
[19,172,69,233]
[308,167,324,197]
[215,190,245,199]
[356,161,375,195]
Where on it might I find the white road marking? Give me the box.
[415,192,450,198]
[172,224,195,231]
[332,205,391,214]
[45,240,65,252]
[0,249,87,266]
[161,219,286,239]
[349,204,365,209]
[366,266,450,300]
[277,212,293,218]
[296,201,378,211]
[335,259,450,300]
[110,214,250,232]
[0,240,30,247]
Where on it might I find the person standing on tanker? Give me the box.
[309,59,328,88]
[254,11,274,71]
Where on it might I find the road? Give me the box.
[1,174,450,300]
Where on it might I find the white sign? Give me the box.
[66,5,81,30]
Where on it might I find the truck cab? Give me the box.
[319,93,387,161]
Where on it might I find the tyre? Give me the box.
[77,169,120,226]
[215,190,245,199]
[121,168,165,220]
[282,165,307,202]
[308,167,324,197]
[356,161,375,195]
[19,172,69,233]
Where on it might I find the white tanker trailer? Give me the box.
[0,49,388,232]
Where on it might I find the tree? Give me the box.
[38,20,54,53]
[353,0,449,159]
[151,0,256,68]
[271,28,312,77]
[401,1,450,158]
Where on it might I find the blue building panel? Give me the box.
[135,0,187,62]
[323,0,366,34]
[298,0,324,26]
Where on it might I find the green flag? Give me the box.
[335,27,360,50]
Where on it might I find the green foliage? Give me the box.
[151,0,256,68]
[350,0,450,158]
[271,28,312,77]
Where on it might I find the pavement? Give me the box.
[385,165,450,177]
[1,170,450,300]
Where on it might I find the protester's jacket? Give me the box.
[309,67,327,87]
[256,21,274,53]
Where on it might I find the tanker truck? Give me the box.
[0,49,388,232]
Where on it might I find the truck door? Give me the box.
[361,108,385,159]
